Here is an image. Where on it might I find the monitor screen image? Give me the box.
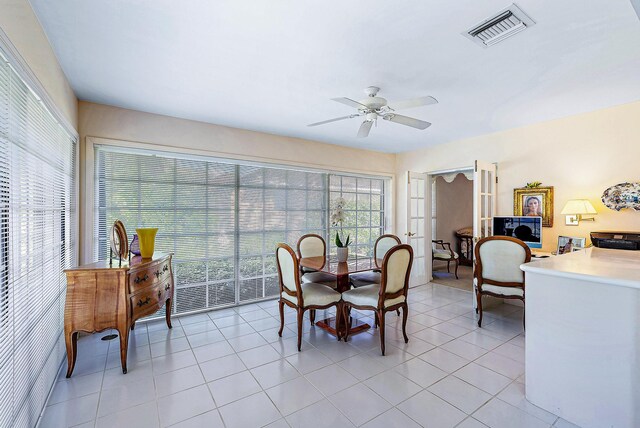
[492,216,542,249]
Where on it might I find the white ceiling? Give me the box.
[30,0,640,153]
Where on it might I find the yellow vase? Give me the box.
[136,228,158,258]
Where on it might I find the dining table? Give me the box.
[299,255,381,338]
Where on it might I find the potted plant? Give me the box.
[331,197,350,262]
[335,232,351,262]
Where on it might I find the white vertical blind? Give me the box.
[0,50,77,427]
[95,146,386,316]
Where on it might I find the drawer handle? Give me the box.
[162,264,169,272]
[154,270,162,278]
[164,284,170,291]
[134,274,149,284]
[158,290,162,300]
[137,297,151,307]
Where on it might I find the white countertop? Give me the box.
[521,247,640,289]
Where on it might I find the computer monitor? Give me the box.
[492,216,542,249]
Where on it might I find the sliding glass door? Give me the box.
[95,146,386,316]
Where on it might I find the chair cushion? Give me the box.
[474,278,524,297]
[281,282,341,307]
[433,249,459,260]
[349,271,381,288]
[342,284,405,308]
[301,271,337,288]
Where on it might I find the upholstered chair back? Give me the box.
[276,245,299,293]
[381,244,413,294]
[297,234,326,259]
[375,235,401,268]
[476,238,529,283]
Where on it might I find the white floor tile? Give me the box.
[157,385,216,427]
[360,408,422,428]
[199,354,247,382]
[154,364,205,398]
[394,357,447,388]
[168,409,224,428]
[456,416,490,428]
[411,327,455,346]
[98,377,156,417]
[454,363,512,395]
[40,393,99,428]
[286,399,355,428]
[218,323,256,339]
[152,350,198,375]
[286,348,332,374]
[428,375,492,413]
[475,351,525,379]
[150,336,191,358]
[337,353,387,381]
[459,330,506,351]
[266,376,324,416]
[554,417,581,428]
[397,389,467,428]
[418,347,471,373]
[181,320,218,336]
[440,338,489,360]
[364,369,422,405]
[208,370,262,406]
[185,329,226,348]
[226,331,269,352]
[48,371,104,405]
[191,341,235,364]
[218,392,282,428]
[96,400,159,428]
[497,381,559,424]
[250,359,300,389]
[473,398,550,428]
[329,383,392,426]
[237,343,282,368]
[306,364,359,396]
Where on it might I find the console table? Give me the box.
[455,231,473,266]
[64,253,174,377]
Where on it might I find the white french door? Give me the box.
[406,172,430,286]
[473,160,497,307]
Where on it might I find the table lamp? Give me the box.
[561,199,597,226]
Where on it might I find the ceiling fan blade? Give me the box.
[390,96,438,111]
[307,115,357,127]
[332,97,368,109]
[357,120,374,138]
[385,114,431,130]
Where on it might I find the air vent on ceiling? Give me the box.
[463,4,535,48]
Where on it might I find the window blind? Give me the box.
[95,146,385,316]
[0,50,77,427]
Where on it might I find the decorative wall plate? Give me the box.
[602,182,640,211]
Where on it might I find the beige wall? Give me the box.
[397,101,640,252]
[0,0,77,128]
[78,101,396,262]
[435,175,473,245]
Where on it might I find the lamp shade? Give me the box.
[561,199,597,215]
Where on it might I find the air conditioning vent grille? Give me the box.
[464,4,535,48]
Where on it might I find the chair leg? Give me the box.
[334,303,342,341]
[401,304,409,343]
[476,292,484,327]
[378,309,386,356]
[309,309,315,325]
[278,300,285,337]
[374,312,379,328]
[454,259,459,279]
[343,305,351,342]
[447,260,451,273]
[297,308,304,351]
[396,309,400,316]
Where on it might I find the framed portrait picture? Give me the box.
[513,186,554,227]
[556,235,586,255]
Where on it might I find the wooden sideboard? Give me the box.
[64,253,174,377]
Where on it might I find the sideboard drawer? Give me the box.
[128,259,170,294]
[130,280,170,319]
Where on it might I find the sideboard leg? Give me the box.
[118,326,129,374]
[64,330,78,378]
[165,297,173,329]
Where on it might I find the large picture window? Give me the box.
[0,50,77,427]
[94,146,387,316]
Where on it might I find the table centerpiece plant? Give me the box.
[331,197,350,262]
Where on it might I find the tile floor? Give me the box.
[40,283,580,428]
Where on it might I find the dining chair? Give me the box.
[296,234,337,288]
[342,244,413,355]
[474,236,531,327]
[276,243,342,351]
[432,239,459,279]
[350,234,401,288]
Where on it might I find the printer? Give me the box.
[590,231,640,251]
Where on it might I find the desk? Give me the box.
[299,255,379,337]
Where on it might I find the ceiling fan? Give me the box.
[308,86,438,138]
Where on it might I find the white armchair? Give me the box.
[296,234,337,288]
[474,236,531,327]
[350,234,401,288]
